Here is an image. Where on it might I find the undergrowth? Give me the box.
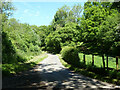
[58,54,120,85]
[2,54,48,76]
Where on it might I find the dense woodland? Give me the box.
[1,1,120,84]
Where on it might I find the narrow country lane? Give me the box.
[2,54,120,89]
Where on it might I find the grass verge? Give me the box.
[2,53,48,76]
[58,54,120,85]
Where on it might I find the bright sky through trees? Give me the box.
[9,2,85,26]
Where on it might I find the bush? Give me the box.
[45,37,61,54]
[61,46,80,66]
[109,70,118,79]
[2,32,17,64]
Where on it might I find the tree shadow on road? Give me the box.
[2,63,117,90]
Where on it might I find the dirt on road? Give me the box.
[2,54,120,90]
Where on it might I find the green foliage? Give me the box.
[2,54,48,76]
[2,1,120,80]
[0,1,15,23]
[53,5,69,27]
[1,2,16,64]
[45,22,80,52]
[79,2,120,58]
[52,4,83,30]
[45,33,61,53]
[2,32,16,63]
[35,25,52,47]
[61,46,79,66]
[67,4,83,24]
[60,54,120,85]
[2,18,42,64]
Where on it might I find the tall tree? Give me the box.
[52,5,70,28]
[52,4,83,30]
[45,22,80,53]
[0,1,15,25]
[1,1,16,63]
[80,1,119,69]
[67,4,83,24]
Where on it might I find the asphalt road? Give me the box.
[2,54,120,89]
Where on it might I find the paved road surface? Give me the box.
[2,54,120,89]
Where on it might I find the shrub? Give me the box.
[109,70,118,79]
[45,36,61,54]
[2,32,17,64]
[61,46,80,66]
[117,72,120,79]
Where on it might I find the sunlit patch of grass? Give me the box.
[79,53,119,69]
[35,55,48,64]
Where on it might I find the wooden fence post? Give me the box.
[92,55,94,66]
[102,55,105,70]
[116,56,119,71]
[106,56,108,70]
[83,54,85,64]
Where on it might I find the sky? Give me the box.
[10,1,86,26]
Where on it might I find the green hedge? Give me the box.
[45,37,61,54]
[61,46,80,66]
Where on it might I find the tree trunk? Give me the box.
[102,55,105,70]
[83,54,85,64]
[106,56,108,70]
[116,56,119,71]
[92,55,94,66]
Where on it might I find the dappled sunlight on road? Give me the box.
[28,54,118,89]
[2,54,120,89]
